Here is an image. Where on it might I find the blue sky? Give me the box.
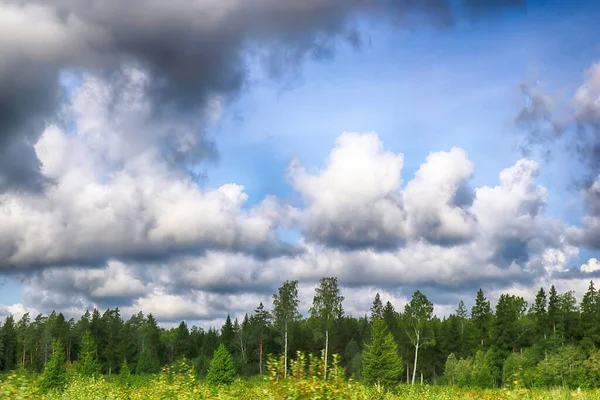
[1,0,599,324]
[206,0,598,221]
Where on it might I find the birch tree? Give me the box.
[309,277,344,380]
[403,290,434,385]
[272,280,300,378]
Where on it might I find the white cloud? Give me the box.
[288,132,407,248]
[581,258,600,273]
[404,147,475,244]
[0,127,582,324]
[0,303,38,322]
[573,63,600,124]
[0,68,284,269]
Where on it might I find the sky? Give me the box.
[1,0,600,329]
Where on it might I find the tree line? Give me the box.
[2,277,600,389]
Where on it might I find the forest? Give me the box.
[2,276,600,397]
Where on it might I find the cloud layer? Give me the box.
[0,0,584,327]
[0,65,585,323]
[0,0,527,191]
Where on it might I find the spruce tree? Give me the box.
[221,315,235,352]
[471,289,493,348]
[136,347,158,374]
[362,319,403,391]
[371,293,384,321]
[77,330,99,377]
[532,287,548,340]
[119,358,132,387]
[206,344,236,385]
[39,339,67,392]
[548,285,559,337]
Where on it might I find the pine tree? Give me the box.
[136,347,158,374]
[119,358,132,387]
[174,321,190,359]
[471,289,493,348]
[77,330,99,377]
[455,300,468,335]
[580,281,600,346]
[532,287,548,339]
[0,315,17,371]
[371,293,384,321]
[221,315,235,352]
[548,285,559,336]
[206,344,236,385]
[39,339,67,392]
[362,319,403,392]
[251,302,271,375]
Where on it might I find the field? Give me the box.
[1,366,599,400]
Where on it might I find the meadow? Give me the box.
[0,358,597,400]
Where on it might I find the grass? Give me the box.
[0,356,597,399]
[0,372,598,399]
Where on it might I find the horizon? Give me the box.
[1,0,600,331]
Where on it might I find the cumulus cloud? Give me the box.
[0,126,582,323]
[288,132,407,249]
[404,147,475,245]
[567,175,600,250]
[0,304,38,322]
[0,70,289,270]
[581,258,600,273]
[6,132,579,323]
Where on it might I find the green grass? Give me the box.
[0,370,598,399]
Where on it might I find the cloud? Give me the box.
[0,0,368,190]
[0,70,289,270]
[568,175,600,249]
[0,304,38,322]
[515,63,600,179]
[6,133,578,323]
[0,0,531,191]
[0,126,581,323]
[581,258,600,273]
[404,147,475,245]
[288,132,407,249]
[515,64,600,251]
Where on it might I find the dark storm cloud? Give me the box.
[0,0,532,190]
[0,0,369,190]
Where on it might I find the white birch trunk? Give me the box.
[412,331,420,385]
[324,329,328,380]
[284,324,288,379]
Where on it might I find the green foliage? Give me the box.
[362,319,404,390]
[5,276,600,392]
[0,315,17,372]
[444,353,458,385]
[206,344,236,385]
[371,293,384,321]
[471,289,493,348]
[309,277,345,337]
[503,352,523,388]
[119,358,131,386]
[77,330,99,377]
[136,347,159,375]
[39,339,67,392]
